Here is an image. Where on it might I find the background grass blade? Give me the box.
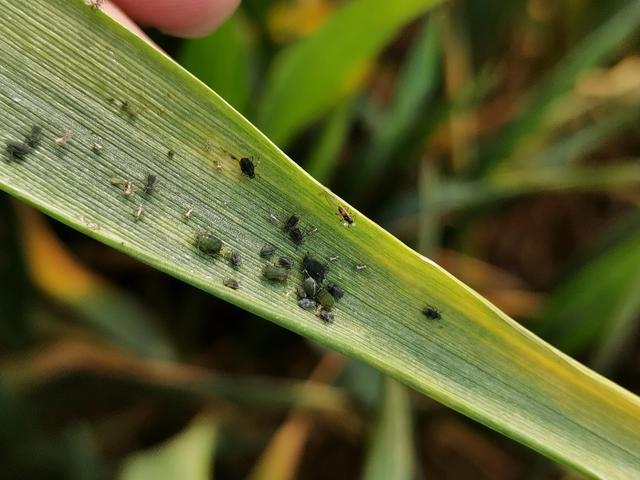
[256,0,444,147]
[362,378,414,480]
[1,1,640,478]
[475,0,640,174]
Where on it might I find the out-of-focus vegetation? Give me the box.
[2,0,640,478]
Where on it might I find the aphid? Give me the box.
[144,174,157,194]
[223,278,240,290]
[239,157,255,179]
[167,149,175,159]
[204,141,213,153]
[338,205,355,226]
[25,126,42,148]
[92,142,103,154]
[263,265,289,283]
[260,244,276,259]
[355,264,367,271]
[185,208,194,219]
[298,298,316,310]
[284,214,299,231]
[296,286,307,299]
[326,283,344,301]
[303,277,317,298]
[315,288,335,310]
[422,305,441,320]
[123,180,134,197]
[132,204,144,222]
[289,227,304,245]
[302,255,327,283]
[54,130,74,145]
[196,233,223,255]
[121,100,140,116]
[5,142,31,160]
[328,255,340,262]
[214,160,223,172]
[318,309,335,323]
[229,250,242,268]
[278,256,293,269]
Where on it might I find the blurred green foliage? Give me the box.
[2,0,640,478]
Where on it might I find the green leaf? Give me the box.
[119,413,218,480]
[362,378,414,480]
[256,0,444,146]
[2,1,640,478]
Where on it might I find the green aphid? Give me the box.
[263,265,289,283]
[196,233,222,255]
[303,277,317,298]
[315,288,335,310]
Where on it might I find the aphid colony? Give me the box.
[4,122,443,325]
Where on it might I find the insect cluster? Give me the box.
[5,103,443,329]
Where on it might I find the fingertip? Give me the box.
[112,0,240,38]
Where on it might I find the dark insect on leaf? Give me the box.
[240,157,255,178]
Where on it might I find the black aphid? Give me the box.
[302,255,327,283]
[289,227,304,245]
[284,214,299,231]
[422,305,441,320]
[298,298,316,310]
[5,142,31,160]
[260,244,276,259]
[223,278,240,289]
[263,265,289,283]
[196,233,222,255]
[239,157,255,178]
[278,256,293,269]
[326,283,344,301]
[315,289,335,310]
[229,250,242,268]
[144,174,157,194]
[303,277,317,298]
[296,286,307,299]
[25,126,42,148]
[318,309,335,323]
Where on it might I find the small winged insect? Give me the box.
[321,193,356,227]
[337,205,355,226]
[144,174,157,194]
[5,141,31,160]
[422,305,441,320]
